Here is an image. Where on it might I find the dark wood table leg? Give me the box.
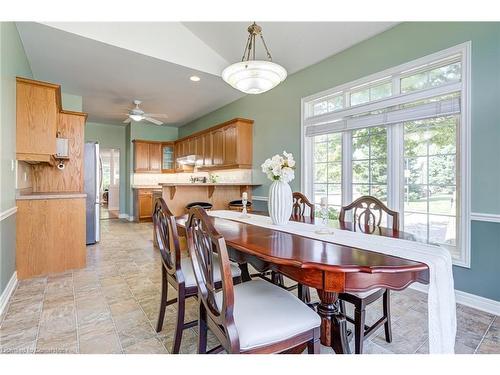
[238,263,252,282]
[316,290,351,354]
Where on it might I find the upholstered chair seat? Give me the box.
[215,279,321,351]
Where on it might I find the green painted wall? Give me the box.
[0,22,33,294]
[180,22,500,301]
[85,122,127,215]
[61,92,83,112]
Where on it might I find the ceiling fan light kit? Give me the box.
[222,22,287,94]
[124,100,167,126]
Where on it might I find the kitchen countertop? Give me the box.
[159,183,261,187]
[16,191,87,200]
[132,185,163,190]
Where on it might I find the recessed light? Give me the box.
[190,75,201,82]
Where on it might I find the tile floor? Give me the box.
[1,219,499,354]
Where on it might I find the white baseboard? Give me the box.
[410,283,500,316]
[118,213,129,220]
[0,272,18,317]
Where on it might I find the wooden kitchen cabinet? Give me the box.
[212,128,224,166]
[149,142,162,172]
[133,140,164,173]
[16,78,59,162]
[162,142,175,173]
[194,136,204,166]
[223,124,237,165]
[16,198,86,279]
[202,132,212,166]
[136,189,153,221]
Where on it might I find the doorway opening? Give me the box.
[100,148,120,220]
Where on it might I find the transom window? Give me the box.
[302,43,470,267]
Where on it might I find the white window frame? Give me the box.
[301,42,471,268]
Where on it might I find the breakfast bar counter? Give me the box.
[159,182,261,216]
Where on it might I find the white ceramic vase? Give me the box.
[268,180,293,225]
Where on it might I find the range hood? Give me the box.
[176,154,196,165]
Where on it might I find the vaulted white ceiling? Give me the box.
[16,22,396,127]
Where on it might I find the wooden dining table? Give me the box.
[175,213,430,354]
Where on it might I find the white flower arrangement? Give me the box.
[261,151,296,183]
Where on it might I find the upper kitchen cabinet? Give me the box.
[133,140,165,173]
[16,77,59,163]
[194,118,253,171]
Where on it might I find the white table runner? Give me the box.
[208,210,457,354]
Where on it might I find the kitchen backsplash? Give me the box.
[132,169,253,186]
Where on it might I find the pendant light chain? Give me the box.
[240,22,273,63]
[222,22,287,94]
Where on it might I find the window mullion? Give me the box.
[342,131,352,220]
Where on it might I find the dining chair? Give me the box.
[272,192,316,303]
[186,206,321,354]
[153,198,242,353]
[338,195,399,354]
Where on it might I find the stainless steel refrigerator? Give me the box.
[84,142,101,244]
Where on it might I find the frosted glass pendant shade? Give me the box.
[222,60,287,94]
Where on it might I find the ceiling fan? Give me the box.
[123,100,167,125]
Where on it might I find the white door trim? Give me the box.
[0,272,18,318]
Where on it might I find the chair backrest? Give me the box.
[292,192,315,219]
[186,201,213,210]
[339,195,399,232]
[186,206,239,350]
[153,198,182,276]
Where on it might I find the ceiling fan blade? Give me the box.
[144,113,169,119]
[123,118,132,124]
[144,117,163,126]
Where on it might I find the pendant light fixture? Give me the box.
[222,22,287,94]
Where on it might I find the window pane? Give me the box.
[404,128,427,157]
[403,115,458,258]
[314,163,327,183]
[429,215,456,246]
[313,142,327,162]
[429,185,456,215]
[405,157,428,184]
[328,184,342,206]
[351,89,370,106]
[315,134,328,143]
[371,159,387,184]
[429,62,461,87]
[401,61,461,93]
[429,155,456,185]
[404,185,428,213]
[370,82,392,101]
[328,136,342,161]
[352,161,369,183]
[313,101,328,116]
[352,128,369,138]
[428,123,456,155]
[327,162,342,183]
[371,185,388,204]
[327,95,343,112]
[353,184,370,200]
[404,213,428,242]
[313,184,328,204]
[370,132,388,159]
[401,71,428,93]
[352,136,369,160]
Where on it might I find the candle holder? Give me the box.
[240,196,250,219]
[315,202,333,235]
